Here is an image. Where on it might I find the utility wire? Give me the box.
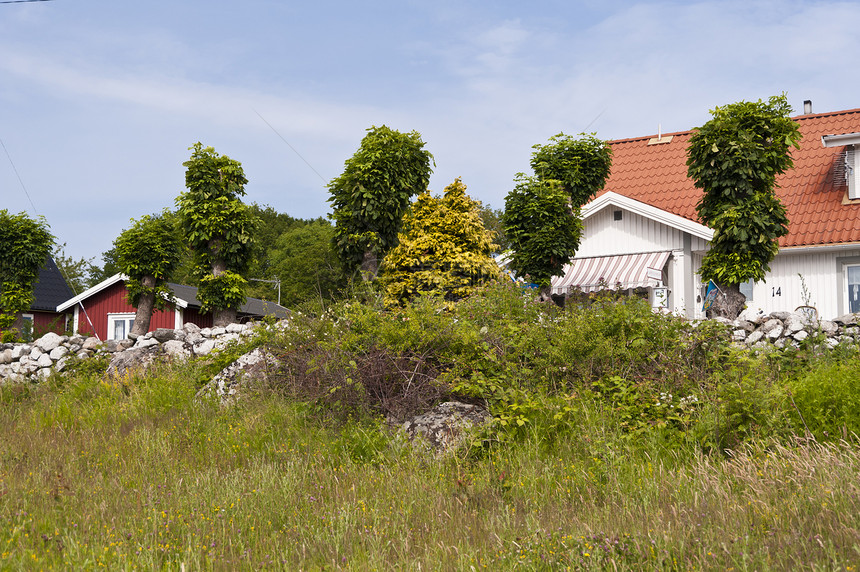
[0,136,39,215]
[0,1,54,4]
[254,109,328,184]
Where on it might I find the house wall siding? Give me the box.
[578,208,707,257]
[743,248,860,319]
[73,282,179,339]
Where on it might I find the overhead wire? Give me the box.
[253,109,328,185]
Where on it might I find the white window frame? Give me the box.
[107,312,136,341]
[846,264,860,315]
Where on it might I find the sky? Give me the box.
[3,0,860,263]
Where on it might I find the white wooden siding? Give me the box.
[578,208,689,257]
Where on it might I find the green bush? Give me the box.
[789,359,860,441]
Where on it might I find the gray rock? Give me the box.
[37,353,53,368]
[213,333,240,349]
[738,307,766,324]
[49,346,69,360]
[153,328,184,343]
[106,346,161,377]
[784,313,807,333]
[34,332,63,352]
[82,337,101,351]
[746,330,764,345]
[11,345,30,360]
[0,349,11,365]
[55,357,70,372]
[226,323,246,334]
[793,330,809,341]
[183,322,201,335]
[208,327,227,337]
[196,347,278,403]
[760,319,783,334]
[136,338,159,349]
[732,329,747,342]
[199,328,212,337]
[834,313,860,326]
[161,340,191,358]
[194,339,216,356]
[185,332,203,345]
[400,402,491,455]
[819,320,839,335]
[770,311,791,321]
[766,324,784,340]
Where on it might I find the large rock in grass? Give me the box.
[106,345,161,377]
[196,347,280,404]
[400,402,491,455]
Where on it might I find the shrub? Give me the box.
[789,359,860,441]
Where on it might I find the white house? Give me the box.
[551,105,860,320]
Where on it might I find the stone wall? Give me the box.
[0,321,263,384]
[721,308,860,349]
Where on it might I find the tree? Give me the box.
[113,212,185,338]
[477,203,508,253]
[687,95,801,318]
[176,143,259,326]
[530,132,613,207]
[52,243,104,294]
[269,221,342,307]
[502,175,582,289]
[0,210,54,332]
[381,178,500,305]
[328,126,434,279]
[503,133,612,294]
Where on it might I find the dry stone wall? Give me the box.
[0,321,274,384]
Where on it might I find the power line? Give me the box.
[0,137,39,215]
[0,1,54,4]
[253,109,328,184]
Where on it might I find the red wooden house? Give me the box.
[56,274,289,340]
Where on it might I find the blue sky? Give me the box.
[3,0,860,263]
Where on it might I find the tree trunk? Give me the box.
[213,308,237,327]
[209,258,237,327]
[360,250,379,281]
[129,275,156,339]
[706,282,746,320]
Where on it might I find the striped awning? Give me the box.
[550,251,671,295]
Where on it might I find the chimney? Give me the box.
[803,100,812,114]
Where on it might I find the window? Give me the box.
[739,279,754,301]
[21,313,34,342]
[107,313,135,340]
[847,266,860,313]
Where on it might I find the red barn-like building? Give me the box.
[57,274,289,340]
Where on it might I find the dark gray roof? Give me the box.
[31,257,74,312]
[166,282,289,320]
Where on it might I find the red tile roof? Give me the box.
[597,108,860,248]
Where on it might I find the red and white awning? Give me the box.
[551,251,671,295]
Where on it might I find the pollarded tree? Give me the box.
[328,126,434,279]
[502,175,582,290]
[176,143,259,327]
[381,178,500,305]
[0,210,54,333]
[503,133,612,295]
[687,95,801,318]
[530,132,613,207]
[113,211,185,338]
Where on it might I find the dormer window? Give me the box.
[822,132,860,200]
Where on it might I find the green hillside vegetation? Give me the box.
[2,281,860,569]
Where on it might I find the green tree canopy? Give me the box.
[328,126,434,279]
[503,133,612,293]
[502,175,582,289]
[268,221,342,307]
[0,210,54,332]
[687,94,801,317]
[176,143,259,326]
[530,132,613,207]
[381,178,500,305]
[113,211,185,338]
